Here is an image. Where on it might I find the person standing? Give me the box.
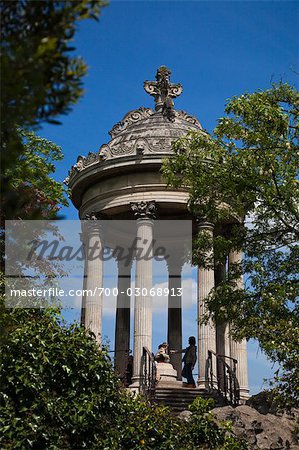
[171,336,197,387]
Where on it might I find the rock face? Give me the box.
[246,391,280,415]
[211,405,299,450]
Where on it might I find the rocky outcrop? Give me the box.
[246,391,280,415]
[211,404,299,450]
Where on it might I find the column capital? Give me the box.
[83,211,106,221]
[81,211,106,236]
[130,201,157,220]
[195,217,215,231]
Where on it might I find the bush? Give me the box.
[0,308,120,449]
[0,307,247,449]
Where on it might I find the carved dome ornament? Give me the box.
[144,66,183,122]
[109,107,154,139]
[65,67,202,186]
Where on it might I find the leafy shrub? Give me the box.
[0,307,247,449]
[1,308,120,449]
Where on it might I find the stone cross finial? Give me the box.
[144,66,183,121]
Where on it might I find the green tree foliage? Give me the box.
[0,307,121,449]
[4,129,68,220]
[162,83,299,406]
[0,129,68,281]
[0,0,106,218]
[1,0,106,157]
[0,307,246,449]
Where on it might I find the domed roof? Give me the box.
[65,66,202,186]
[100,106,201,160]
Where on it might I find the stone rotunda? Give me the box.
[66,66,249,402]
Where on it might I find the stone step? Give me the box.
[156,392,224,400]
[155,390,211,398]
[154,387,222,412]
[156,389,207,395]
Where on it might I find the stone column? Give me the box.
[130,201,156,386]
[114,257,132,378]
[215,258,230,390]
[215,260,230,358]
[197,221,217,389]
[80,231,87,327]
[167,258,183,379]
[81,213,104,344]
[228,249,250,399]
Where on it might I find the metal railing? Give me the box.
[140,346,157,400]
[207,350,240,406]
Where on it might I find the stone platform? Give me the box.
[155,362,182,387]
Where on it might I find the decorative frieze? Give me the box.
[110,141,135,157]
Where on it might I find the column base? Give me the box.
[239,388,250,403]
[197,378,209,390]
[128,379,141,395]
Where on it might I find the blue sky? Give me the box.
[40,1,298,394]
